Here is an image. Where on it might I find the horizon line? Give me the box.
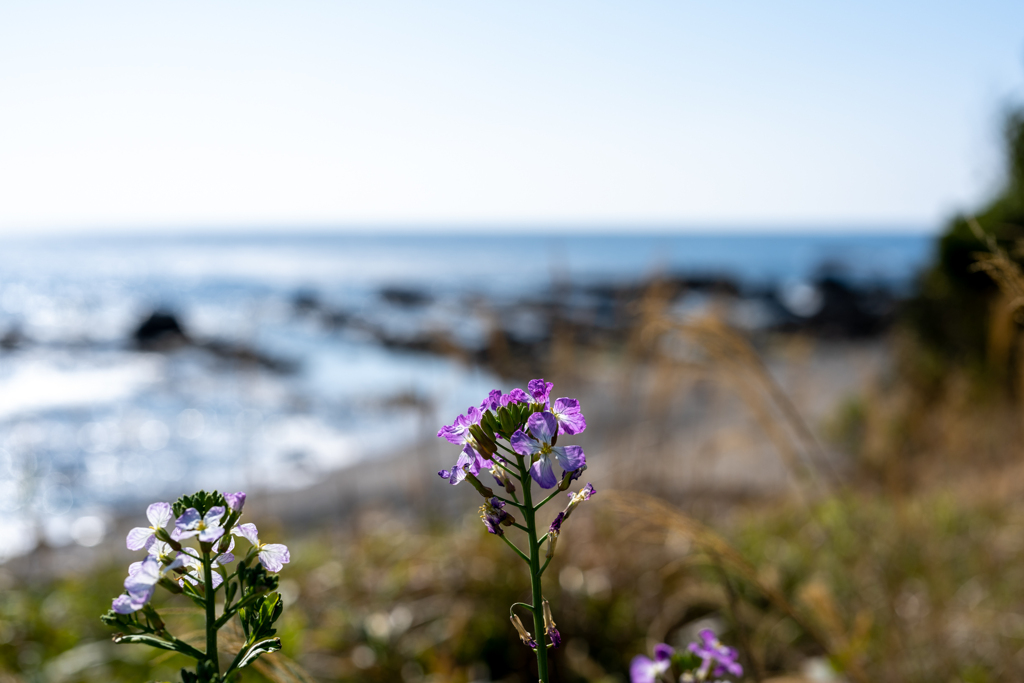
[0,221,940,240]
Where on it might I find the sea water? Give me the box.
[0,231,932,559]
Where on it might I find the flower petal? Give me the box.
[459,446,484,476]
[126,527,154,551]
[203,506,226,527]
[146,502,173,529]
[147,540,173,559]
[629,655,657,683]
[125,559,160,593]
[111,594,137,614]
[526,412,557,444]
[552,398,586,435]
[553,445,586,472]
[527,379,553,404]
[232,522,260,546]
[198,525,225,543]
[510,429,540,457]
[258,544,290,572]
[164,555,186,573]
[175,508,201,531]
[224,492,246,512]
[530,456,558,489]
[215,537,236,565]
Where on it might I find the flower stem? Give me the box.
[519,470,550,683]
[202,549,219,675]
[499,532,531,563]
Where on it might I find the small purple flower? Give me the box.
[111,594,137,614]
[563,482,596,522]
[126,502,173,551]
[549,512,565,535]
[501,388,530,407]
[232,522,290,572]
[527,378,553,406]
[146,539,178,563]
[689,629,743,678]
[479,389,503,412]
[437,407,482,446]
[174,506,227,543]
[548,627,562,647]
[436,406,493,487]
[224,491,246,512]
[569,482,596,502]
[438,444,493,486]
[510,412,586,489]
[479,497,511,535]
[629,643,673,683]
[542,599,561,648]
[179,547,227,589]
[550,397,587,435]
[113,554,185,613]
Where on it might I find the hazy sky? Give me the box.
[2,1,1024,234]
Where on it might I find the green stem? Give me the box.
[520,469,550,683]
[499,533,531,563]
[203,549,219,675]
[493,495,525,510]
[539,553,554,577]
[535,488,564,509]
[491,458,522,481]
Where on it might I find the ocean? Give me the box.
[0,231,933,560]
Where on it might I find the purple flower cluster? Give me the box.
[688,629,743,679]
[629,630,743,683]
[437,378,588,490]
[479,497,514,535]
[630,644,674,683]
[113,492,290,614]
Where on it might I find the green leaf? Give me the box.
[112,633,204,660]
[232,637,282,672]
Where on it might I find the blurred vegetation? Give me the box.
[904,105,1024,392]
[6,472,1024,683]
[9,80,1024,683]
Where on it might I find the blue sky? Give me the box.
[2,1,1024,233]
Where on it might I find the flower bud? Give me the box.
[491,466,516,495]
[546,530,559,559]
[469,425,498,457]
[510,613,535,648]
[141,604,165,631]
[217,534,232,554]
[482,410,502,435]
[542,599,561,648]
[154,527,182,551]
[479,419,497,442]
[464,472,495,499]
[497,406,514,435]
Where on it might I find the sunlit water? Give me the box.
[0,232,932,560]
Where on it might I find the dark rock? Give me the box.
[133,311,189,349]
[380,286,431,307]
[0,328,27,351]
[200,340,298,374]
[292,290,321,313]
[772,276,895,338]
